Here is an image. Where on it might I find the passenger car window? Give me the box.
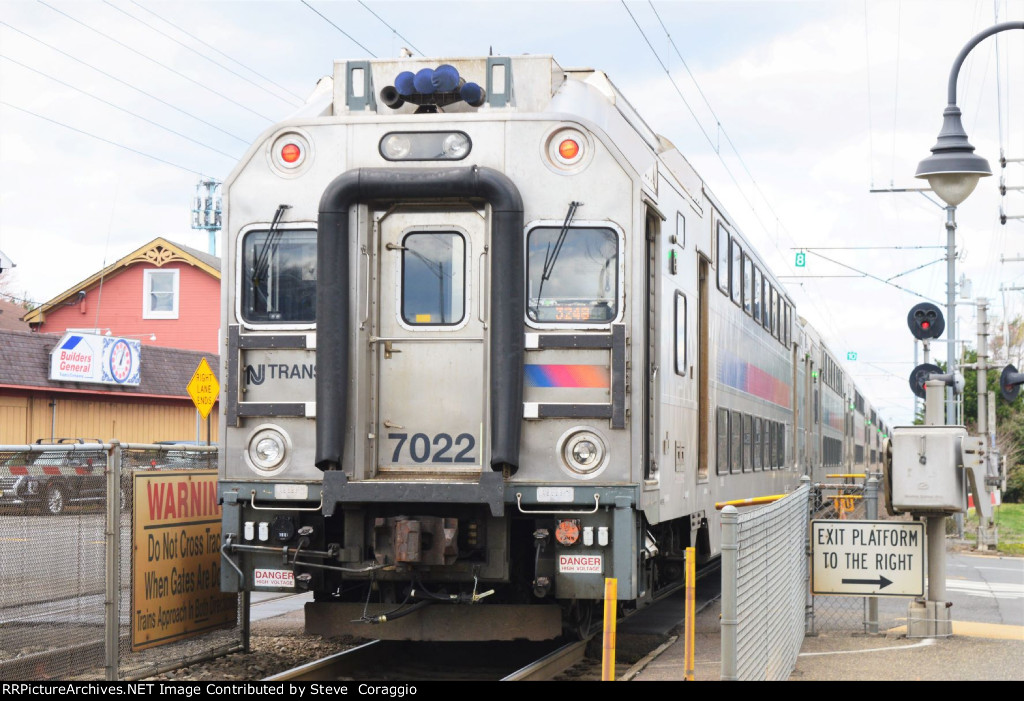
[674,293,686,375]
[527,226,618,324]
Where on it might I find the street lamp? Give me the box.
[914,21,1024,426]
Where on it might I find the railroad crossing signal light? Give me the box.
[907,302,945,340]
[1000,364,1024,403]
[909,363,943,399]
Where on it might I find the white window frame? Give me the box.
[143,268,179,319]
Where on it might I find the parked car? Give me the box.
[0,439,106,515]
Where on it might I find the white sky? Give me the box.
[1,0,1022,428]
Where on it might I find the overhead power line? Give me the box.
[128,0,307,102]
[38,0,276,122]
[1,54,239,160]
[1,100,208,177]
[301,0,377,57]
[0,21,250,144]
[103,1,302,108]
[358,0,424,56]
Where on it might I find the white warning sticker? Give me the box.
[254,568,295,588]
[558,554,603,574]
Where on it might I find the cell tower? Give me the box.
[191,178,222,255]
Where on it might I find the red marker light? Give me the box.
[558,139,580,160]
[281,143,302,163]
[922,321,931,330]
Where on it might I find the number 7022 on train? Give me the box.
[217,54,887,640]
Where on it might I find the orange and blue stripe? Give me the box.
[525,364,610,388]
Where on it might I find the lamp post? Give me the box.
[915,21,1024,426]
[910,21,1023,631]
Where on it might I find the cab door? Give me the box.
[374,206,487,475]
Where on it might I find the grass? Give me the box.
[963,502,1024,556]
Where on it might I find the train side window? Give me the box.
[676,212,685,248]
[716,408,730,475]
[742,414,752,472]
[401,232,466,325]
[717,224,729,295]
[730,239,742,307]
[527,226,618,324]
[752,266,761,322]
[674,292,686,375]
[753,418,762,470]
[742,255,753,317]
[730,410,742,473]
[761,278,770,329]
[241,228,317,324]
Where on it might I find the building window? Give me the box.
[143,269,179,319]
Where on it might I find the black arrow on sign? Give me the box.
[842,575,893,589]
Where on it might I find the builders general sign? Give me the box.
[49,332,141,386]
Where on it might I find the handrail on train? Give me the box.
[714,494,789,510]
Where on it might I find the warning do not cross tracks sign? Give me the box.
[811,520,925,597]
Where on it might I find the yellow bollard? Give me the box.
[684,546,695,681]
[602,577,617,681]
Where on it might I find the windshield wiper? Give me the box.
[251,204,291,303]
[533,200,581,316]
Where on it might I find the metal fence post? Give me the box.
[720,505,738,681]
[104,441,121,681]
[805,478,816,636]
[865,476,879,634]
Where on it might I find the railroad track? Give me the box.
[269,560,721,682]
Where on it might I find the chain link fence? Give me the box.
[0,442,243,681]
[807,472,912,636]
[720,480,809,681]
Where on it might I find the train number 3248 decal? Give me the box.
[387,432,477,464]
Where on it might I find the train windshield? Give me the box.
[241,228,317,323]
[527,226,618,324]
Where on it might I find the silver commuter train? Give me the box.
[217,54,886,639]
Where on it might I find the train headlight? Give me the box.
[379,131,472,161]
[442,132,471,159]
[245,425,291,475]
[558,428,609,479]
[381,133,412,159]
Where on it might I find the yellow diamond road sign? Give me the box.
[187,358,220,419]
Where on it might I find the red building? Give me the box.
[23,238,220,354]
